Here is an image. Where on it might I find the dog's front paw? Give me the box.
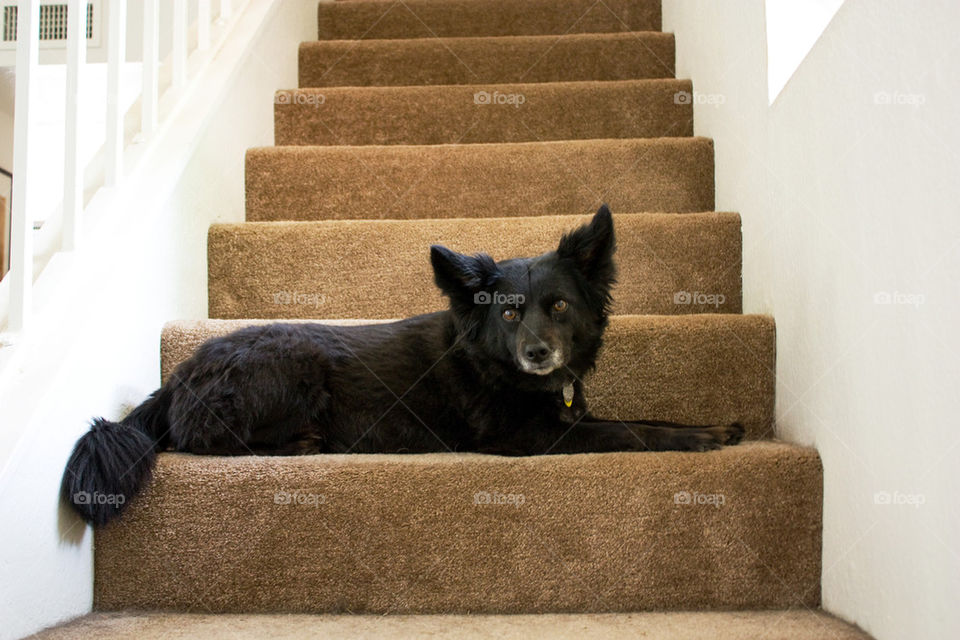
[703,423,744,447]
[675,424,744,452]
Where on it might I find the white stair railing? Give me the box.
[104,0,125,187]
[61,0,85,251]
[2,0,244,337]
[8,0,39,333]
[141,0,159,137]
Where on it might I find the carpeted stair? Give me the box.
[158,315,775,440]
[274,79,694,145]
[31,611,869,640]
[207,212,742,318]
[315,0,661,40]
[298,32,676,86]
[38,0,873,638]
[245,138,715,221]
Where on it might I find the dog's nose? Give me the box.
[523,343,551,363]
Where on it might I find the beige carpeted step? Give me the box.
[92,441,818,613]
[316,0,660,40]
[161,314,774,439]
[299,32,675,88]
[275,79,693,146]
[208,213,741,319]
[30,610,873,639]
[246,138,714,221]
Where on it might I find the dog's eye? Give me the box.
[553,299,569,313]
[502,308,519,322]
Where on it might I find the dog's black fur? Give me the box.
[62,206,743,525]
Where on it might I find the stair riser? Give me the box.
[94,443,821,613]
[299,32,675,88]
[317,0,660,40]
[246,138,715,222]
[208,213,741,319]
[161,315,774,439]
[275,80,693,146]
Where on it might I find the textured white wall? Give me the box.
[0,1,316,637]
[663,1,959,638]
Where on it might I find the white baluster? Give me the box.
[219,0,231,21]
[105,0,126,186]
[62,0,86,251]
[9,0,40,331]
[141,0,158,136]
[197,0,211,51]
[172,0,187,89]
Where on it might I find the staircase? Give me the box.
[37,1,872,638]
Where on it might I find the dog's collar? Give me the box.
[562,381,575,407]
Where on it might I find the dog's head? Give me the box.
[430,205,617,382]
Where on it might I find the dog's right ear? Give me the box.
[430,246,501,308]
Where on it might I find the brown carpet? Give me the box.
[92,441,820,613]
[79,0,840,632]
[316,0,660,40]
[246,138,715,221]
[275,79,694,146]
[208,212,741,319]
[31,611,872,640]
[299,32,675,87]
[160,314,774,439]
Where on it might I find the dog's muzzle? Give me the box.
[517,342,565,375]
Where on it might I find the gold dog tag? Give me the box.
[562,382,575,407]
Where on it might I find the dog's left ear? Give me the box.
[430,245,501,308]
[557,204,617,305]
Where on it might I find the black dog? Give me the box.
[62,205,742,525]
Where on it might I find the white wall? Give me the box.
[0,2,315,638]
[663,1,959,638]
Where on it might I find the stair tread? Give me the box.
[208,212,741,318]
[316,0,660,40]
[246,138,715,221]
[299,31,675,87]
[162,314,773,439]
[31,610,872,640]
[92,441,820,613]
[275,79,694,145]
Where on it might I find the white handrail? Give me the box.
[105,0,126,187]
[8,0,40,332]
[62,0,86,251]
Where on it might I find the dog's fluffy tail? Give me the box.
[61,387,171,526]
